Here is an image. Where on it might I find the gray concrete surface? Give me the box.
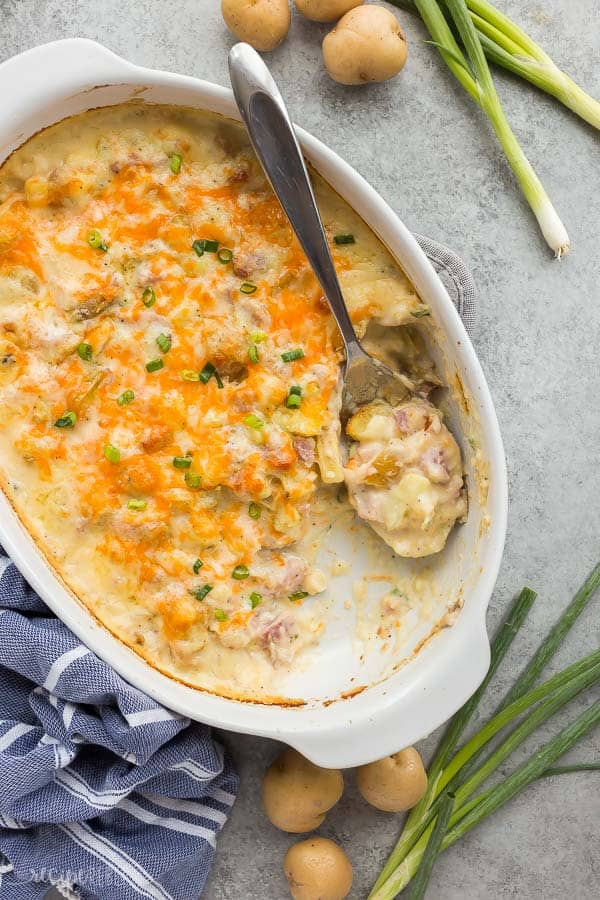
[3,0,598,897]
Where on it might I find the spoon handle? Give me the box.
[228,42,360,358]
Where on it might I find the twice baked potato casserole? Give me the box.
[0,104,466,698]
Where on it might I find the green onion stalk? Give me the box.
[369,561,600,898]
[389,0,600,130]
[371,703,600,899]
[411,0,570,256]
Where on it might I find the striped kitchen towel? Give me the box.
[0,553,239,900]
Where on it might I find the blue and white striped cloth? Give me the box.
[0,553,238,900]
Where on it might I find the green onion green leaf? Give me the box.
[156,333,172,354]
[240,282,257,294]
[286,385,302,408]
[103,443,121,464]
[77,342,93,361]
[193,559,204,574]
[127,498,147,511]
[289,590,309,601]
[54,411,77,429]
[192,238,219,256]
[248,501,262,520]
[217,248,233,263]
[244,414,263,430]
[169,153,182,174]
[232,564,250,580]
[214,608,228,622]
[142,286,156,308]
[250,592,262,609]
[184,471,202,490]
[281,348,304,363]
[146,358,164,373]
[87,229,108,251]
[199,362,216,383]
[173,456,192,469]
[195,584,213,601]
[117,389,135,406]
[248,344,259,364]
[334,233,355,245]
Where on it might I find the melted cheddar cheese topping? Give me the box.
[0,103,459,699]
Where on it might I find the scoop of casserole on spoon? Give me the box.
[228,42,411,415]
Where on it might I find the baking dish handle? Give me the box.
[276,615,491,769]
[0,39,137,155]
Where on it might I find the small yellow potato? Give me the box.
[221,0,291,52]
[262,747,344,832]
[322,5,408,85]
[357,747,427,812]
[295,1,363,23]
[284,837,353,900]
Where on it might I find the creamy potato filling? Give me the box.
[344,400,467,557]
[0,102,465,697]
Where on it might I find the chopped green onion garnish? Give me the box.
[156,333,172,354]
[103,443,121,464]
[77,342,93,361]
[411,307,431,318]
[169,153,182,174]
[173,455,192,469]
[181,370,200,382]
[192,238,219,256]
[286,385,302,409]
[244,414,263,430]
[184,471,201,490]
[217,248,233,263]
[127,498,147,511]
[232,564,250,580]
[193,559,203,574]
[214,608,228,622]
[248,501,262,520]
[199,362,216,383]
[281,348,304,363]
[117,389,135,406]
[250,592,262,609]
[87,229,108,251]
[195,584,213,601]
[146,358,164,373]
[142,286,156,308]
[54,411,77,429]
[251,331,267,343]
[214,370,224,389]
[334,233,355,245]
[248,344,259,364]
[289,590,309,601]
[240,282,257,294]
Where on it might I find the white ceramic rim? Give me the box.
[0,39,508,767]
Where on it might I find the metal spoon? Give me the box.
[228,42,410,414]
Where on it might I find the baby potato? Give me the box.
[221,0,291,52]
[322,5,408,85]
[263,747,344,832]
[295,1,363,23]
[284,837,353,900]
[357,747,427,812]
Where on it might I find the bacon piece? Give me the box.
[294,437,316,468]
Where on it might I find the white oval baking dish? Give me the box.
[0,39,507,768]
